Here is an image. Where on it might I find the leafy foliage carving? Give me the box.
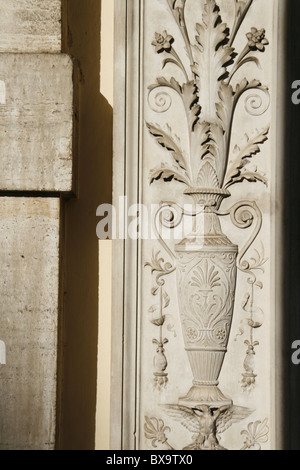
[147,0,270,192]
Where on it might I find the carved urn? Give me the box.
[146,0,270,411]
[175,187,237,407]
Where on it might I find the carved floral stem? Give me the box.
[229,0,254,47]
[159,286,163,344]
[227,46,252,84]
[145,250,176,389]
[169,47,190,82]
[240,243,267,390]
[249,280,254,345]
[167,0,195,73]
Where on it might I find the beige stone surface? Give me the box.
[57,0,113,450]
[0,54,73,192]
[0,0,61,53]
[0,197,60,450]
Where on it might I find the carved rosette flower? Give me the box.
[215,328,226,341]
[152,31,174,53]
[246,28,269,52]
[186,327,199,342]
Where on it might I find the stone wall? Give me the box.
[0,0,73,450]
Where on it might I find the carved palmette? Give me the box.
[176,250,237,370]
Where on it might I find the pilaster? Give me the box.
[112,0,285,450]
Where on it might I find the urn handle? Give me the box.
[153,202,183,261]
[153,202,202,261]
[219,200,263,272]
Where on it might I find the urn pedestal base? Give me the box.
[179,384,233,408]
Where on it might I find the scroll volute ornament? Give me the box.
[147,0,269,410]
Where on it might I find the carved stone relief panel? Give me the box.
[112,0,283,451]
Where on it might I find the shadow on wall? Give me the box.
[283,0,300,451]
[56,0,113,450]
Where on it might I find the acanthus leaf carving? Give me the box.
[224,127,269,189]
[148,0,269,191]
[192,1,235,121]
[147,122,192,186]
[148,77,201,132]
[146,122,188,171]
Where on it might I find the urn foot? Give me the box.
[179,384,232,408]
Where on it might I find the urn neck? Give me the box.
[175,187,235,250]
[184,187,231,212]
